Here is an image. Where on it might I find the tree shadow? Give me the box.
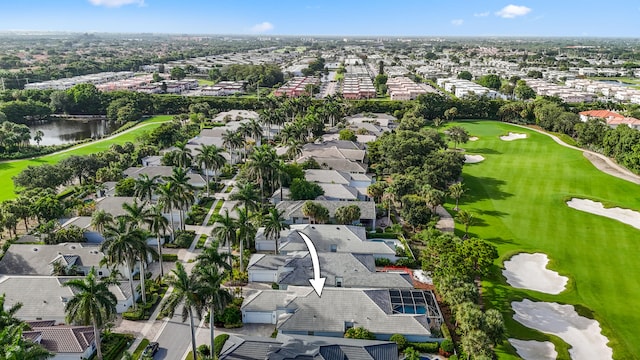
[475,209,509,218]
[463,174,513,202]
[484,236,516,245]
[466,147,502,155]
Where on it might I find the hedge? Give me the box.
[214,334,230,358]
[162,253,178,262]
[407,341,440,353]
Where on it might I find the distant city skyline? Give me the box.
[2,0,640,37]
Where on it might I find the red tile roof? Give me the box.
[579,110,625,119]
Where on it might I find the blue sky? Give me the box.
[2,0,640,37]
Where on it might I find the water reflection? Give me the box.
[29,118,116,146]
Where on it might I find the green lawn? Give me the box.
[449,120,640,360]
[0,115,172,201]
[197,79,216,86]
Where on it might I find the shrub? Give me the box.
[440,339,454,353]
[374,258,392,266]
[173,230,195,248]
[271,282,279,289]
[162,253,178,262]
[344,327,375,340]
[214,334,230,357]
[395,258,420,268]
[197,344,211,357]
[389,334,408,351]
[407,341,440,353]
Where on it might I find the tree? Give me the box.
[456,210,474,238]
[263,207,290,254]
[160,262,202,360]
[448,182,466,211]
[230,182,260,213]
[211,209,238,268]
[482,308,505,345]
[170,66,187,80]
[196,241,233,273]
[165,167,195,231]
[195,144,226,195]
[444,107,458,121]
[194,264,233,359]
[334,204,361,225]
[301,201,329,224]
[101,217,148,309]
[290,178,324,201]
[477,74,501,90]
[115,178,136,197]
[157,181,179,241]
[33,130,44,146]
[63,268,117,360]
[133,174,160,203]
[344,327,375,340]
[339,129,357,142]
[235,206,256,270]
[147,204,169,278]
[0,323,52,360]
[447,126,470,150]
[527,70,543,78]
[460,329,492,360]
[457,71,473,80]
[13,164,71,190]
[0,294,23,328]
[514,81,536,100]
[91,209,113,235]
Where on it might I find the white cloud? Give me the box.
[496,4,532,18]
[250,22,274,33]
[451,19,464,26]
[88,0,145,7]
[474,11,490,17]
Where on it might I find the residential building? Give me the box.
[275,200,376,228]
[23,321,96,360]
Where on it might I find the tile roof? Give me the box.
[579,110,625,119]
[24,325,95,353]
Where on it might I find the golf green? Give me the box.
[0,115,172,202]
[451,120,640,360]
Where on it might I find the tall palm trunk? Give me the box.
[93,319,103,360]
[205,169,210,195]
[140,259,147,305]
[239,235,244,271]
[209,306,216,355]
[188,309,197,360]
[169,206,176,242]
[157,234,164,278]
[227,240,233,268]
[128,263,136,309]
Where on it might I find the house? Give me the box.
[304,170,373,201]
[579,110,640,129]
[0,243,121,278]
[275,200,376,228]
[242,287,443,342]
[219,333,398,360]
[299,143,366,164]
[296,157,368,174]
[254,224,397,260]
[247,252,413,289]
[23,321,96,360]
[0,276,137,323]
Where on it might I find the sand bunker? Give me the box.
[503,253,568,295]
[508,339,557,360]
[464,154,485,164]
[469,136,479,141]
[567,198,640,230]
[512,299,613,360]
[500,132,527,141]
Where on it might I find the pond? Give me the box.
[596,79,637,88]
[29,118,117,146]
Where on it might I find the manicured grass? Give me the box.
[0,115,172,201]
[449,120,640,360]
[197,79,216,86]
[132,338,150,359]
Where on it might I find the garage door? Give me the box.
[249,271,276,283]
[243,311,275,324]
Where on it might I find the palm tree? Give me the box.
[91,210,113,236]
[172,142,193,168]
[133,174,160,203]
[194,264,233,356]
[246,118,264,146]
[222,130,244,164]
[166,167,195,230]
[456,210,474,239]
[195,144,226,195]
[235,206,256,270]
[101,218,148,309]
[160,262,202,360]
[157,181,179,241]
[448,182,466,211]
[211,209,237,269]
[147,204,169,278]
[229,182,260,213]
[0,323,52,359]
[121,200,152,228]
[0,293,22,328]
[246,145,278,201]
[63,268,117,360]
[196,241,233,273]
[263,207,290,255]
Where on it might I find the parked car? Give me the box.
[142,342,159,358]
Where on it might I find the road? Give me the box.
[153,302,197,359]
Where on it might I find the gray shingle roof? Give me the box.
[0,243,104,276]
[276,288,433,338]
[297,157,368,173]
[220,334,398,360]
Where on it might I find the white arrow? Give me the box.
[297,231,326,297]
